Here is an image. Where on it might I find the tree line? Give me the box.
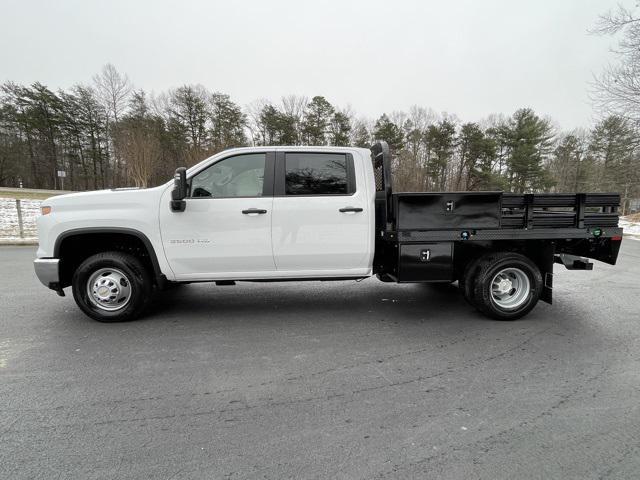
[1,61,638,212]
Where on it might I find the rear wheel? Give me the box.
[471,252,542,321]
[72,251,153,322]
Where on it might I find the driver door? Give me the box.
[159,152,276,280]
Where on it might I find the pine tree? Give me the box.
[456,122,502,190]
[549,133,593,192]
[424,120,456,191]
[589,116,639,213]
[504,109,554,193]
[372,114,404,152]
[209,93,246,151]
[329,111,351,146]
[167,85,209,163]
[351,120,370,148]
[302,96,334,145]
[257,104,297,145]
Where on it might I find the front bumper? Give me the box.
[34,258,60,289]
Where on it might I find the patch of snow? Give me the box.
[0,197,42,239]
[620,217,640,240]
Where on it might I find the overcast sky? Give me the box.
[0,0,628,129]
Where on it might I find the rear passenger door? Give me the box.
[271,151,371,276]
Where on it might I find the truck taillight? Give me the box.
[41,206,52,215]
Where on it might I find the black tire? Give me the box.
[72,251,153,322]
[471,252,542,321]
[458,256,484,306]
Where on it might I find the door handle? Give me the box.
[242,208,267,215]
[339,207,363,213]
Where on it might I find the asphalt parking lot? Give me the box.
[1,243,639,479]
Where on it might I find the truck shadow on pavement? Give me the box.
[144,279,556,327]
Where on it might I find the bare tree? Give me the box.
[245,98,271,145]
[93,64,132,123]
[113,123,161,188]
[93,64,133,185]
[591,5,640,127]
[281,95,307,144]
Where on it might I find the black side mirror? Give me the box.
[171,167,187,212]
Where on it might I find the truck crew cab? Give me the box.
[34,142,623,322]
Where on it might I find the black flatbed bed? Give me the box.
[369,141,623,294]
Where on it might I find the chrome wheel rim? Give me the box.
[86,268,132,311]
[490,267,530,310]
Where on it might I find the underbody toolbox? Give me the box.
[398,242,454,282]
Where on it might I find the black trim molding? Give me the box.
[54,227,163,281]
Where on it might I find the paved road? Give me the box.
[1,243,639,479]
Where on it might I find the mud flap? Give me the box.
[541,272,553,305]
[538,243,555,305]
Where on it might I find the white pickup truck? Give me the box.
[35,142,623,322]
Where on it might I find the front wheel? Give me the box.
[471,252,542,321]
[72,251,153,322]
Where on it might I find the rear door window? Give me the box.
[284,153,354,195]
